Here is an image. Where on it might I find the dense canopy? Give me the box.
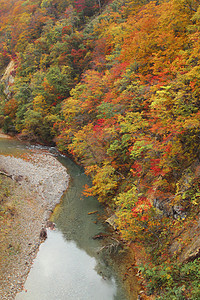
[1,0,200,298]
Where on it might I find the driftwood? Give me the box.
[92,232,110,240]
[97,237,121,254]
[0,171,12,179]
[0,171,24,182]
[88,210,98,215]
[184,248,200,263]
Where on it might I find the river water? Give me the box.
[0,137,130,300]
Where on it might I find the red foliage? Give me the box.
[150,158,163,176]
[71,48,87,67]
[131,162,143,177]
[74,0,86,13]
[93,119,105,132]
[132,196,152,218]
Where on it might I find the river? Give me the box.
[0,137,132,299]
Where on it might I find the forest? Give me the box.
[0,0,200,298]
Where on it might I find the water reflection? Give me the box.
[16,230,118,300]
[13,148,128,299]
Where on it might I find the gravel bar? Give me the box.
[0,149,69,299]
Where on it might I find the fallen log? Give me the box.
[92,232,111,240]
[0,171,12,179]
[88,210,98,215]
[97,237,121,254]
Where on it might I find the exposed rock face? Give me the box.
[106,214,118,230]
[1,60,15,98]
[153,160,200,263]
[169,213,200,263]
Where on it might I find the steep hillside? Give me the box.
[1,0,200,298]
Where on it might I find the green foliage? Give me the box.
[97,102,116,119]
[45,65,72,98]
[2,116,14,133]
[21,109,57,142]
[130,140,153,160]
[14,78,32,105]
[140,258,200,299]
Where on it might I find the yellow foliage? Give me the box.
[33,95,49,115]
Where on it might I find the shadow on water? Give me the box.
[14,150,128,299]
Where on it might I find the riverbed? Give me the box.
[0,139,69,299]
[0,137,138,299]
[15,153,128,299]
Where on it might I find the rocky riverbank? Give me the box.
[0,149,69,299]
